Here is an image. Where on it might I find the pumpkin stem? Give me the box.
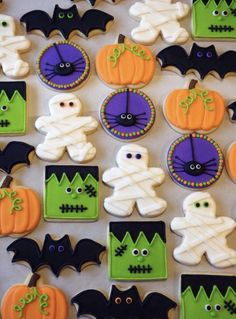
[189,79,198,90]
[28,273,40,287]
[1,175,13,188]
[118,34,126,44]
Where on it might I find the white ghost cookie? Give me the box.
[129,0,190,45]
[102,144,167,217]
[35,93,98,162]
[171,192,236,268]
[0,15,31,78]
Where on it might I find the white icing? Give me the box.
[35,93,98,162]
[0,15,31,78]
[171,192,236,268]
[102,144,167,217]
[129,0,189,44]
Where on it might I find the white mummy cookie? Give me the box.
[0,15,31,78]
[102,144,167,217]
[171,192,236,268]
[35,93,98,162]
[129,0,190,45]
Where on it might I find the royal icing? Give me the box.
[103,144,167,217]
[226,141,236,183]
[0,15,31,78]
[129,0,190,44]
[109,221,167,281]
[35,93,98,162]
[171,192,236,268]
[228,101,236,122]
[70,0,121,6]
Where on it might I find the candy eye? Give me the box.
[66,63,71,67]
[1,21,7,27]
[127,114,132,120]
[215,304,221,311]
[197,51,203,58]
[190,164,195,170]
[127,153,132,159]
[136,154,142,159]
[206,51,213,58]
[222,10,228,16]
[195,202,201,208]
[1,105,8,111]
[60,63,65,68]
[49,245,55,253]
[132,249,139,256]
[115,297,122,304]
[141,249,149,256]
[204,202,209,207]
[60,102,65,107]
[121,114,126,119]
[76,187,83,194]
[69,102,74,107]
[58,245,64,253]
[212,10,219,16]
[67,12,74,19]
[58,12,65,19]
[65,187,72,194]
[196,164,201,169]
[126,297,133,304]
[205,304,212,311]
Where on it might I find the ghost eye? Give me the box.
[58,245,64,253]
[127,153,132,159]
[204,202,209,207]
[60,102,65,107]
[195,202,201,208]
[76,187,83,194]
[69,102,74,107]
[197,51,203,58]
[132,248,139,256]
[215,304,221,311]
[1,105,8,111]
[141,249,149,256]
[136,153,142,159]
[115,297,122,304]
[65,187,72,194]
[206,51,213,58]
[67,12,74,19]
[222,10,228,16]
[49,245,55,253]
[126,297,133,304]
[212,10,219,16]
[58,12,65,19]
[1,21,7,27]
[205,304,212,311]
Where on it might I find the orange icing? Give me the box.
[227,142,236,182]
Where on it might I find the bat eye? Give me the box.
[67,12,74,19]
[196,51,203,58]
[222,10,228,16]
[205,304,212,311]
[132,248,139,256]
[58,12,65,19]
[204,202,209,207]
[127,114,133,120]
[136,153,142,159]
[49,245,55,253]
[76,187,83,194]
[121,114,126,119]
[215,304,221,311]
[212,10,219,16]
[60,102,65,107]
[195,202,201,208]
[126,153,132,159]
[126,297,133,304]
[141,249,149,256]
[58,245,64,253]
[1,21,7,27]
[1,105,8,111]
[65,187,72,194]
[206,51,213,58]
[69,102,74,107]
[115,297,122,304]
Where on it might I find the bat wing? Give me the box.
[217,51,236,79]
[78,9,114,37]
[7,238,42,272]
[72,239,106,271]
[157,46,190,75]
[71,290,108,318]
[20,10,56,38]
[0,141,35,174]
[142,292,177,319]
[228,101,236,121]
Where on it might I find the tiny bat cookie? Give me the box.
[70,0,121,6]
[227,101,236,122]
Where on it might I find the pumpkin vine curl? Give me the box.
[0,189,23,214]
[179,89,214,114]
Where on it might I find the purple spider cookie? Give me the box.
[36,41,90,91]
[100,88,155,141]
[167,133,224,189]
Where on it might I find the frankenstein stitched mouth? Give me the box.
[208,25,234,32]
[0,119,10,127]
[224,300,236,315]
[59,204,88,213]
[128,265,152,274]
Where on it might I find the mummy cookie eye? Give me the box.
[69,102,74,107]
[212,10,219,16]
[215,304,221,311]
[1,21,7,27]
[65,187,72,194]
[132,248,139,256]
[127,153,132,159]
[126,297,133,304]
[49,245,55,253]
[141,249,149,256]
[205,304,212,311]
[60,102,65,107]
[136,154,142,159]
[115,297,122,304]
[76,187,83,194]
[222,10,228,16]
[1,105,8,111]
[58,245,65,253]
[195,202,201,208]
[204,202,209,207]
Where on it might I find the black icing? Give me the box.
[193,0,234,5]
[228,101,236,121]
[70,0,117,6]
[45,165,99,182]
[0,82,26,100]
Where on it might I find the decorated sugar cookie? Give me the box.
[163,80,225,134]
[181,274,236,319]
[109,221,167,280]
[167,133,224,189]
[36,41,90,91]
[226,141,236,182]
[72,285,177,319]
[228,101,236,122]
[96,35,155,88]
[129,0,190,45]
[1,273,68,319]
[100,88,155,141]
[35,93,98,162]
[70,0,121,6]
[171,192,236,268]
[44,165,99,221]
[103,144,167,217]
[192,0,236,39]
[7,234,106,277]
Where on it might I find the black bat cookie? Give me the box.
[70,0,118,6]
[7,234,106,277]
[71,285,177,319]
[157,43,236,80]
[228,101,236,122]
[0,141,35,174]
[20,4,114,40]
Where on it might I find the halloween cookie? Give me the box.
[181,274,236,319]
[96,34,155,89]
[109,221,167,280]
[226,141,236,182]
[103,144,167,217]
[129,0,190,45]
[70,0,121,6]
[0,175,40,237]
[44,165,99,221]
[227,101,236,122]
[21,5,114,40]
[36,41,90,91]
[167,133,224,189]
[100,88,155,140]
[163,80,225,134]
[72,285,177,319]
[7,234,106,277]
[192,0,236,39]
[157,43,236,80]
[1,273,68,319]
[35,93,98,162]
[171,192,236,268]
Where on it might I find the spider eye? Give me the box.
[126,297,133,304]
[65,62,71,67]
[115,297,122,304]
[58,12,65,19]
[136,153,142,160]
[195,202,201,208]
[206,51,213,58]
[60,63,65,68]
[126,153,132,159]
[215,304,221,311]
[212,10,219,16]
[58,245,64,253]
[121,114,126,119]
[1,105,8,111]
[67,12,74,19]
[204,202,209,207]
[132,248,139,256]
[69,102,74,107]
[190,164,195,170]
[60,102,65,107]
[141,249,149,256]
[65,187,72,194]
[76,187,83,194]
[49,245,55,253]
[127,114,133,120]
[197,51,203,58]
[205,304,212,311]
[1,21,7,27]
[222,10,228,16]
[196,164,201,169]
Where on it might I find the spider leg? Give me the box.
[72,57,85,64]
[173,169,185,172]
[46,62,55,67]
[203,172,217,177]
[109,123,120,129]
[173,160,185,167]
[45,68,54,72]
[175,156,187,164]
[135,117,148,120]
[202,158,216,165]
[135,112,146,117]
[105,112,117,117]
[204,168,218,172]
[204,163,217,167]
[46,73,57,81]
[133,124,146,129]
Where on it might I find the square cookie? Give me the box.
[108,221,167,280]
[44,165,99,221]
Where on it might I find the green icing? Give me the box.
[0,90,26,135]
[44,172,99,221]
[180,89,214,114]
[181,286,236,319]
[192,0,236,38]
[0,189,23,214]
[109,231,167,280]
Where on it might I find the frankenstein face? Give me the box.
[44,165,99,221]
[109,222,167,280]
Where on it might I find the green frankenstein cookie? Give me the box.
[108,221,167,281]
[44,165,99,221]
[0,82,26,135]
[192,0,236,39]
[181,274,236,319]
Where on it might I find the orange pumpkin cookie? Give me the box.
[0,176,40,237]
[226,141,236,182]
[163,80,225,134]
[95,34,155,88]
[1,273,68,319]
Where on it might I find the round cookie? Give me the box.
[226,141,236,182]
[100,88,155,141]
[163,80,225,134]
[96,34,155,88]
[36,41,90,91]
[167,133,224,189]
